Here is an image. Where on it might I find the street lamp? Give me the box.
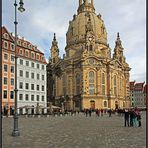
[12,0,25,137]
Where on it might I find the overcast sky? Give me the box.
[2,0,146,82]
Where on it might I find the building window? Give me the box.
[36,54,39,60]
[4,77,7,85]
[102,73,105,95]
[31,95,34,101]
[89,71,95,94]
[31,73,34,79]
[11,78,14,85]
[89,71,94,83]
[3,33,9,39]
[25,51,29,57]
[114,75,117,96]
[19,82,23,89]
[37,85,39,91]
[3,90,7,98]
[10,91,14,99]
[4,53,8,60]
[89,84,95,95]
[31,84,34,90]
[19,94,23,100]
[11,55,15,62]
[42,96,44,101]
[42,65,44,70]
[31,62,34,68]
[31,53,34,59]
[37,95,39,101]
[20,49,23,55]
[26,71,29,78]
[42,85,44,91]
[25,83,29,89]
[25,94,29,101]
[37,74,40,80]
[20,70,23,77]
[10,66,14,73]
[23,42,27,47]
[26,61,29,66]
[10,43,15,51]
[42,75,44,80]
[4,41,8,49]
[76,74,80,95]
[4,65,7,72]
[42,57,44,62]
[20,59,23,65]
[104,101,107,107]
[37,64,40,69]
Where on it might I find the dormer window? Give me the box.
[28,44,32,49]
[23,42,27,47]
[17,40,21,46]
[3,33,9,39]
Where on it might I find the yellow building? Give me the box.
[47,0,131,110]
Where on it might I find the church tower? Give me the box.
[50,33,59,64]
[113,32,125,63]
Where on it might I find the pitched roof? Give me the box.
[134,82,145,91]
[2,26,47,64]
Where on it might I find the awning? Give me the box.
[18,105,35,109]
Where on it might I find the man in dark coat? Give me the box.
[124,109,130,127]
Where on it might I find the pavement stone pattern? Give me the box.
[2,112,146,148]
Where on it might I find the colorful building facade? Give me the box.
[2,26,47,115]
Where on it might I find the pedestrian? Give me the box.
[85,109,88,117]
[108,109,111,117]
[101,109,103,116]
[89,109,92,117]
[132,109,137,127]
[129,109,133,127]
[137,111,142,127]
[124,109,129,127]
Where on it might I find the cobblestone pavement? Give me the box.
[2,112,146,148]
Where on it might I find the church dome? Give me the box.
[66,0,108,47]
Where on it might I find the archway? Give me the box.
[90,100,95,109]
[115,101,118,109]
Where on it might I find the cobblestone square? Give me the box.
[2,112,146,148]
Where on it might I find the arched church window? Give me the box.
[104,101,107,107]
[76,73,81,95]
[102,73,105,95]
[114,75,117,95]
[89,71,95,94]
[89,71,94,83]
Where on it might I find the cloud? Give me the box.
[2,0,146,82]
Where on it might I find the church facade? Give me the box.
[47,0,131,110]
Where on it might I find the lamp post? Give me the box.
[12,0,25,137]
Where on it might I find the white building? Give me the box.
[15,37,47,114]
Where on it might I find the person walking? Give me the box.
[137,111,142,127]
[124,109,130,127]
[129,109,134,127]
[89,109,92,117]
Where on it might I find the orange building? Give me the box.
[2,26,15,116]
